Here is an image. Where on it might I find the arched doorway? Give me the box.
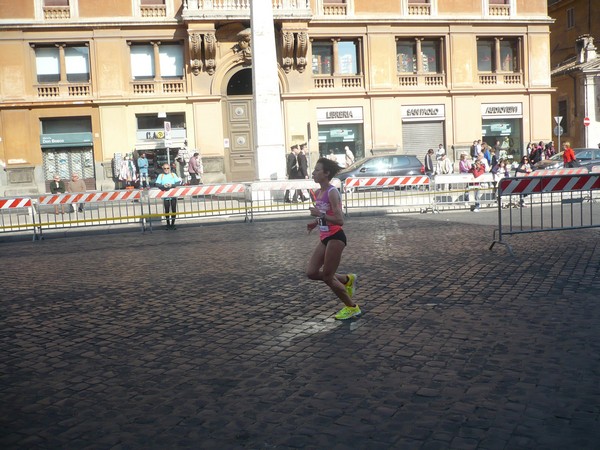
[224,68,256,181]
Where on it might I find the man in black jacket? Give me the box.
[284,144,303,202]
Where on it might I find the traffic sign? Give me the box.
[583,117,591,127]
[553,126,564,137]
[554,116,563,125]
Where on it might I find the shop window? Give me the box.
[34,44,89,84]
[396,38,442,73]
[477,37,520,73]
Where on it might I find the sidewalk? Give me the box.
[1,214,599,449]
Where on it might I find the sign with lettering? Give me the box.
[40,132,93,148]
[317,107,363,123]
[401,105,445,121]
[481,103,522,118]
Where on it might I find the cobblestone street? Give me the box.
[2,214,599,449]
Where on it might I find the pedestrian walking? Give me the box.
[306,157,359,320]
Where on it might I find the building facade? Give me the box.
[0,0,552,194]
[548,0,600,149]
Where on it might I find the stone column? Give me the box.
[250,0,287,180]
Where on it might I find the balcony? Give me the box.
[140,5,167,17]
[132,80,186,95]
[398,73,446,88]
[489,4,510,16]
[322,2,347,15]
[479,73,522,85]
[313,75,363,89]
[43,6,70,19]
[408,4,431,15]
[36,83,91,98]
[182,0,311,20]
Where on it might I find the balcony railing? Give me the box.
[408,4,431,15]
[140,5,167,17]
[132,80,186,95]
[43,6,70,19]
[183,0,311,18]
[398,73,446,88]
[489,4,510,16]
[322,2,347,15]
[313,74,363,89]
[479,73,522,85]
[36,83,91,98]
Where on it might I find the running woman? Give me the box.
[306,158,359,320]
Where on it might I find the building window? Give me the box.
[396,38,442,73]
[141,0,165,3]
[477,38,520,73]
[312,39,360,76]
[34,44,89,83]
[567,8,574,29]
[130,42,184,81]
[558,100,568,135]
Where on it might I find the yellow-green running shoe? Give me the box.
[334,305,361,320]
[345,273,357,297]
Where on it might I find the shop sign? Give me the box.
[481,103,522,118]
[401,104,445,121]
[317,107,363,123]
[40,132,93,148]
[136,128,187,141]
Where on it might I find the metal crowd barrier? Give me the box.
[342,175,432,214]
[490,172,600,255]
[428,173,498,212]
[0,196,37,240]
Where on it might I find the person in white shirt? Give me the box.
[344,146,355,168]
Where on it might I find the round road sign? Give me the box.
[553,126,564,137]
[583,117,591,127]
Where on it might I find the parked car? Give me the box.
[533,148,600,171]
[335,154,425,187]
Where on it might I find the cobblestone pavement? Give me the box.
[1,214,600,449]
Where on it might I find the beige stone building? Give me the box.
[548,0,600,149]
[0,0,552,194]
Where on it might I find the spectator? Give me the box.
[188,152,203,185]
[326,149,337,161]
[435,153,453,176]
[470,140,478,159]
[155,164,182,230]
[436,144,445,160]
[469,159,486,212]
[483,143,492,166]
[298,143,310,201]
[562,141,577,168]
[284,144,302,202]
[491,158,509,200]
[490,147,498,168]
[67,173,87,212]
[476,153,490,172]
[515,155,532,207]
[424,148,435,176]
[344,145,355,168]
[175,156,186,181]
[458,153,472,174]
[137,153,149,189]
[50,174,66,214]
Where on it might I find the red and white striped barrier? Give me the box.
[532,168,588,176]
[0,197,33,209]
[590,166,600,174]
[148,183,246,199]
[38,190,141,205]
[345,175,429,189]
[499,174,600,195]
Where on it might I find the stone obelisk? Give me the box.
[250,0,287,180]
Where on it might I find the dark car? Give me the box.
[533,148,600,171]
[335,154,425,185]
